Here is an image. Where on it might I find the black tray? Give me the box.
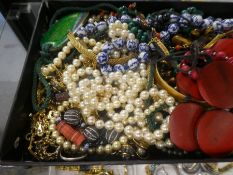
[1,0,233,166]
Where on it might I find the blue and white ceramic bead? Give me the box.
[179,13,191,27]
[108,16,117,24]
[202,18,212,29]
[85,23,96,34]
[112,38,125,49]
[167,23,179,34]
[96,21,107,32]
[121,15,131,23]
[100,64,113,75]
[138,52,149,63]
[128,58,139,70]
[133,16,141,23]
[76,27,87,38]
[97,52,109,65]
[170,14,180,23]
[113,64,125,72]
[212,21,223,33]
[181,13,192,21]
[192,15,203,26]
[139,43,150,52]
[126,39,139,51]
[102,43,114,54]
[160,31,170,42]
[222,19,232,30]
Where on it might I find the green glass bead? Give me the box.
[140,35,147,42]
[181,10,188,14]
[187,7,197,13]
[40,12,88,51]
[130,27,138,35]
[137,33,142,40]
[128,22,135,29]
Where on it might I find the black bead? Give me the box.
[83,126,100,143]
[105,129,120,144]
[63,109,83,127]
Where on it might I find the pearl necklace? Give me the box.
[47,52,176,155]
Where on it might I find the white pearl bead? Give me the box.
[41,67,49,76]
[96,42,102,47]
[77,68,85,76]
[140,69,147,77]
[97,102,105,111]
[88,18,94,23]
[127,117,135,125]
[62,46,71,54]
[165,96,175,106]
[57,105,64,112]
[79,54,86,62]
[53,57,62,67]
[149,87,158,97]
[71,144,78,151]
[116,28,122,36]
[143,108,150,116]
[108,30,116,38]
[154,130,163,140]
[128,33,135,39]
[109,23,115,29]
[53,111,60,118]
[89,38,96,47]
[161,123,169,133]
[112,113,120,122]
[169,106,175,114]
[115,20,122,28]
[87,116,96,125]
[149,105,155,112]
[125,104,134,113]
[121,29,129,39]
[58,51,66,60]
[105,144,112,154]
[105,103,114,112]
[67,65,76,73]
[83,37,89,43]
[120,83,128,91]
[96,85,104,93]
[133,129,143,140]
[62,101,69,108]
[119,95,127,104]
[158,90,168,99]
[137,120,146,128]
[56,136,64,145]
[158,99,164,105]
[93,69,100,77]
[72,59,81,67]
[119,136,128,144]
[140,91,149,100]
[115,71,122,80]
[124,125,133,136]
[105,120,114,130]
[114,122,124,133]
[82,108,91,116]
[125,90,132,98]
[139,63,146,70]
[113,100,121,108]
[134,98,143,107]
[48,64,56,72]
[93,46,100,54]
[95,76,103,84]
[71,73,79,81]
[120,110,129,119]
[85,67,93,75]
[153,102,160,108]
[52,130,60,138]
[144,132,155,144]
[112,141,121,150]
[105,84,112,92]
[95,120,105,129]
[67,82,76,90]
[63,141,71,150]
[67,41,73,48]
[122,23,128,30]
[72,96,80,104]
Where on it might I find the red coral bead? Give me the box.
[169,103,204,151]
[197,110,233,156]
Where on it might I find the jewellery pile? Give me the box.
[28,3,233,161]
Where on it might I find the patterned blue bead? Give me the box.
[113,64,125,72]
[168,23,179,34]
[96,21,107,32]
[222,19,232,30]
[100,64,112,75]
[108,16,117,24]
[170,14,180,23]
[112,38,125,49]
[213,21,223,33]
[102,42,114,54]
[83,143,90,151]
[139,43,150,52]
[75,27,87,38]
[123,64,129,70]
[192,15,203,26]
[134,17,141,23]
[85,23,96,34]
[97,52,108,65]
[160,31,170,42]
[138,52,149,63]
[121,15,131,23]
[181,13,192,21]
[202,18,212,29]
[126,39,139,51]
[128,58,139,70]
[146,17,154,27]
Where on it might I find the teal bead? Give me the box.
[137,33,142,40]
[140,35,147,42]
[137,29,143,35]
[128,22,135,29]
[181,10,188,14]
[143,31,148,36]
[122,11,127,15]
[187,7,197,13]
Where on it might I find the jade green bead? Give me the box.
[130,27,138,34]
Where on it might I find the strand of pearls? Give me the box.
[41,41,74,76]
